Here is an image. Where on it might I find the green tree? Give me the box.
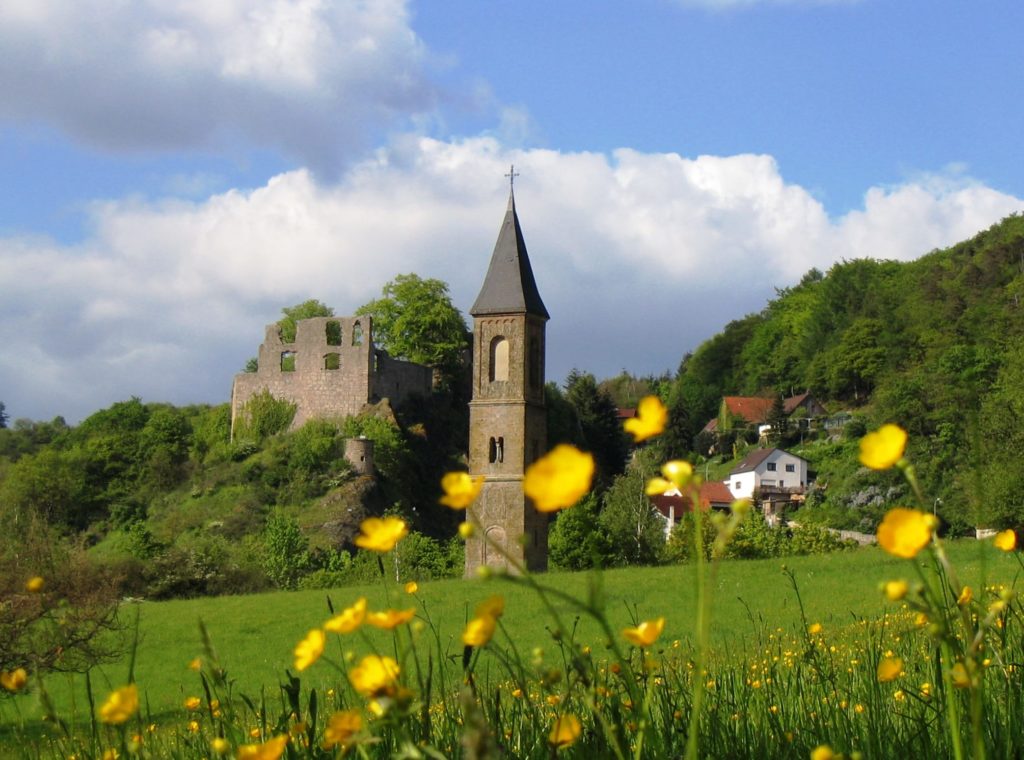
[278,299,334,343]
[0,401,7,429]
[262,512,312,590]
[357,274,469,384]
[0,448,89,528]
[548,493,610,570]
[599,461,665,566]
[564,370,628,487]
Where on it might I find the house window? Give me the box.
[489,337,509,382]
[785,464,795,473]
[734,481,741,491]
[766,462,777,472]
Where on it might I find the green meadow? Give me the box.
[7,538,1017,727]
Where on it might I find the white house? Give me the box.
[727,448,809,500]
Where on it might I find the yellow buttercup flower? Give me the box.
[877,656,903,683]
[439,472,484,509]
[188,657,202,671]
[951,662,971,689]
[462,614,497,647]
[624,396,668,443]
[644,477,672,496]
[211,737,230,756]
[994,529,1017,552]
[662,460,693,487]
[348,655,400,698]
[365,608,416,629]
[622,617,665,648]
[99,684,139,725]
[25,576,44,593]
[237,734,288,760]
[548,715,582,749]
[325,597,367,634]
[646,460,694,495]
[184,696,201,711]
[957,586,973,606]
[883,580,909,601]
[859,424,907,469]
[323,710,362,749]
[475,595,505,620]
[458,521,474,539]
[877,508,936,559]
[354,516,408,553]
[1,668,28,692]
[404,581,418,594]
[293,629,325,672]
[524,445,594,512]
[811,746,835,760]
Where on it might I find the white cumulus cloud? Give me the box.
[0,0,437,171]
[1,137,1021,422]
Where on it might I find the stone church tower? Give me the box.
[465,188,549,575]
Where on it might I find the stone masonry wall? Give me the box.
[231,315,432,433]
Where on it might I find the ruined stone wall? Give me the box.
[373,352,433,407]
[231,315,431,433]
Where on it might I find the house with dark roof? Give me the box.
[727,447,809,501]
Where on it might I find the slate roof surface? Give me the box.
[470,191,549,319]
[729,447,809,475]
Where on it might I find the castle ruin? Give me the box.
[230,315,432,433]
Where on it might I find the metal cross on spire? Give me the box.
[505,164,520,191]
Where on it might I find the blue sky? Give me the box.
[1,0,1022,423]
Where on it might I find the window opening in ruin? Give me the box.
[529,336,540,389]
[489,336,509,382]
[373,351,381,373]
[324,353,340,370]
[352,321,364,346]
[326,320,342,346]
[281,351,296,372]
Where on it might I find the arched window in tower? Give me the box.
[325,320,342,346]
[352,321,364,346]
[489,336,509,382]
[529,336,540,389]
[488,437,497,464]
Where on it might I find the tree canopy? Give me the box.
[357,274,469,382]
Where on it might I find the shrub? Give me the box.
[0,518,125,678]
[233,390,296,442]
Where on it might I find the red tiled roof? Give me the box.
[722,396,774,424]
[648,481,734,518]
[616,408,636,420]
[701,480,735,505]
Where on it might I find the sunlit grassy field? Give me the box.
[6,538,1016,735]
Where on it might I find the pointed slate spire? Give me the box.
[470,189,550,319]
